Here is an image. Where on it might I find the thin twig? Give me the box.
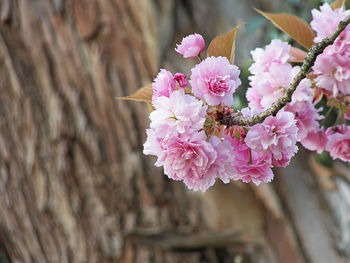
[219,15,350,127]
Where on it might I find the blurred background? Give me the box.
[0,0,350,262]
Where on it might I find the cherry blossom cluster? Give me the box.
[143,3,350,191]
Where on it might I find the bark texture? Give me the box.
[0,0,349,263]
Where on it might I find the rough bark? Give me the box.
[0,0,349,263]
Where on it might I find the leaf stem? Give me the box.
[321,106,334,127]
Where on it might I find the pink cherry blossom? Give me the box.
[144,130,217,192]
[248,40,293,109]
[150,90,207,136]
[311,3,350,43]
[301,130,326,154]
[152,69,175,103]
[313,52,350,96]
[325,125,350,162]
[245,110,299,166]
[175,33,205,58]
[209,136,237,184]
[246,86,263,110]
[291,78,313,104]
[290,67,313,104]
[272,153,291,168]
[174,73,188,88]
[329,29,350,60]
[284,101,323,140]
[249,63,292,109]
[249,39,292,75]
[227,135,274,185]
[310,3,350,96]
[248,64,312,110]
[247,39,314,111]
[190,56,241,106]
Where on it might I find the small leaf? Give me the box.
[254,8,315,49]
[115,84,153,102]
[233,130,241,140]
[288,46,307,63]
[147,102,155,112]
[313,87,324,103]
[330,0,345,10]
[207,23,245,64]
[184,87,192,94]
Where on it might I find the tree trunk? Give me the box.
[0,0,349,262]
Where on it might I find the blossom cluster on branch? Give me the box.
[120,2,350,191]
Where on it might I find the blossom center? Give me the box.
[180,144,196,160]
[334,68,343,81]
[208,76,230,96]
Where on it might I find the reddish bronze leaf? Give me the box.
[330,0,345,10]
[116,84,152,102]
[288,47,307,63]
[207,23,244,64]
[254,8,315,49]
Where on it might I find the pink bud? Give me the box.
[175,33,205,58]
[174,73,188,88]
[152,69,175,103]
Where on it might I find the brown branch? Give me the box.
[220,15,350,127]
